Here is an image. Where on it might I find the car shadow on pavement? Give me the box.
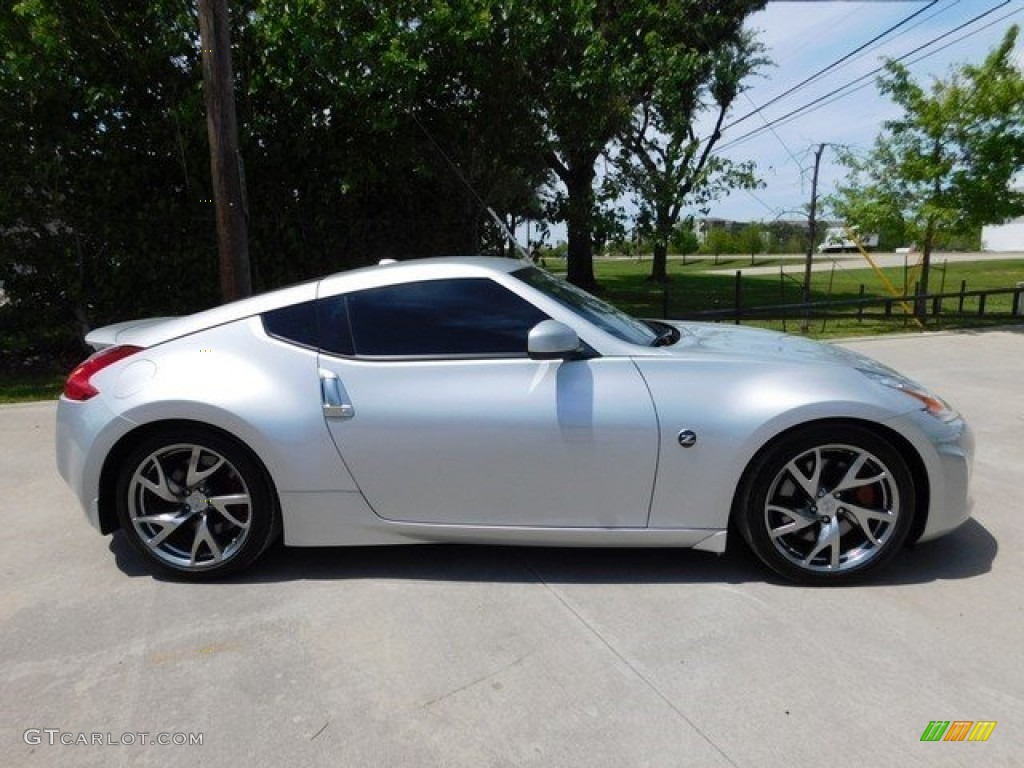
[870,518,997,586]
[108,518,996,587]
[109,531,765,585]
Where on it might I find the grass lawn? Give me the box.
[0,371,65,404]
[0,322,83,403]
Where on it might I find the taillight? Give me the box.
[63,345,144,401]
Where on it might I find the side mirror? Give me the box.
[528,320,582,360]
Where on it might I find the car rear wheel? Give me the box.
[736,424,915,585]
[115,428,277,579]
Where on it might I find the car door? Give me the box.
[315,276,658,528]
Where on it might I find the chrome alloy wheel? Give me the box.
[126,443,253,570]
[764,443,900,573]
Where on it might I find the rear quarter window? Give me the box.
[261,301,319,349]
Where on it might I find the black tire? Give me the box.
[115,427,278,579]
[735,424,915,585]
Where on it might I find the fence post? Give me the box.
[1015,283,1024,316]
[857,284,865,323]
[958,280,967,314]
[734,270,741,325]
[780,266,787,332]
[821,261,837,333]
[978,292,986,317]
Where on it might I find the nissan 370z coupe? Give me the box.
[56,257,973,583]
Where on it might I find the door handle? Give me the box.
[319,369,355,419]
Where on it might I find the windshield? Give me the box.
[512,266,657,346]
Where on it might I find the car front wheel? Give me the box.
[736,424,915,585]
[115,428,278,579]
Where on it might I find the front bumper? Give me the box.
[887,408,974,542]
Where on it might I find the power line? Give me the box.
[744,187,777,216]
[808,0,962,81]
[745,92,804,175]
[725,0,941,131]
[715,0,1016,153]
[902,2,1023,68]
[739,3,961,188]
[720,2,1022,153]
[765,2,1024,147]
[410,110,531,259]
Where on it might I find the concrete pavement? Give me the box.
[2,328,1022,767]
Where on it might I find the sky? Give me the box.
[711,0,1024,223]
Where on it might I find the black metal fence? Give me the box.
[674,276,1024,327]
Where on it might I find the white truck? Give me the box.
[817,226,879,253]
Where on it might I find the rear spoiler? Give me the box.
[84,318,174,351]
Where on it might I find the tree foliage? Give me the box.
[737,222,765,264]
[525,1,764,287]
[616,30,766,281]
[2,0,766,360]
[830,25,1024,317]
[1,1,214,352]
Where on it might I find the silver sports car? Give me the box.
[55,257,973,583]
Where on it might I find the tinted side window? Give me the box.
[347,278,548,357]
[262,301,318,349]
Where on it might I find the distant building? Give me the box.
[693,217,839,251]
[692,217,739,244]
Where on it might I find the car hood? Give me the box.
[655,321,898,375]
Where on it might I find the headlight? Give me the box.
[859,369,959,422]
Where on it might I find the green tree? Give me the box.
[524,1,763,287]
[670,222,700,259]
[737,222,765,265]
[1,0,214,352]
[240,0,551,280]
[1,0,768,360]
[830,26,1024,320]
[0,0,555,352]
[704,228,733,264]
[616,30,765,282]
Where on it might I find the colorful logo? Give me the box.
[920,721,996,742]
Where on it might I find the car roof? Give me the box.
[316,255,532,296]
[99,256,534,349]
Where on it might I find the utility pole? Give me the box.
[198,0,251,302]
[801,143,826,333]
[915,141,943,324]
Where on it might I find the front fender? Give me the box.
[635,358,918,529]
